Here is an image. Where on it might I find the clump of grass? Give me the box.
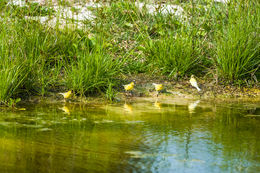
[0,18,30,103]
[90,1,145,75]
[213,0,260,82]
[105,82,117,101]
[0,0,7,9]
[0,60,28,104]
[145,32,201,78]
[6,2,55,17]
[65,42,121,96]
[3,19,62,96]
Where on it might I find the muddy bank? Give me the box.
[23,75,260,105]
[118,74,260,100]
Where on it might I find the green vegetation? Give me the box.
[65,43,121,96]
[6,2,55,17]
[213,1,260,81]
[0,0,259,104]
[145,33,201,78]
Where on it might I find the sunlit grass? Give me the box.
[0,59,28,103]
[65,42,121,96]
[0,18,29,103]
[213,0,260,82]
[145,32,201,78]
[0,0,259,104]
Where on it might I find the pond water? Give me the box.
[0,98,259,173]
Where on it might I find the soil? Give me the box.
[119,74,260,101]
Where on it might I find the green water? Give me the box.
[0,98,259,173]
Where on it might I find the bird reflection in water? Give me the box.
[60,105,71,115]
[188,100,200,114]
[154,100,162,109]
[124,103,133,113]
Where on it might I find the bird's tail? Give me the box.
[196,86,201,92]
[59,93,65,96]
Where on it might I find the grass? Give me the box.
[0,0,259,104]
[0,17,29,103]
[2,1,54,18]
[144,32,201,78]
[0,59,28,103]
[65,40,121,96]
[213,0,260,82]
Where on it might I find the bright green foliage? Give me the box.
[145,33,201,78]
[106,82,117,101]
[5,2,54,17]
[0,0,259,104]
[65,43,121,96]
[214,0,260,81]
[0,60,28,103]
[0,19,29,103]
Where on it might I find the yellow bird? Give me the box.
[153,83,163,97]
[59,90,72,99]
[153,83,163,91]
[123,82,134,91]
[190,75,201,92]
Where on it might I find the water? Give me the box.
[0,98,259,173]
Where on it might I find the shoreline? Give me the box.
[20,80,260,105]
[0,1,259,106]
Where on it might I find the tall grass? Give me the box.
[0,17,29,103]
[0,19,62,97]
[94,1,199,77]
[145,32,201,78]
[213,0,260,82]
[0,0,259,104]
[0,59,28,103]
[65,42,121,96]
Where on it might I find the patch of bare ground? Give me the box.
[120,74,260,100]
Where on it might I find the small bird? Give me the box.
[153,83,163,97]
[59,90,72,101]
[124,82,134,91]
[190,75,201,92]
[123,82,135,96]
